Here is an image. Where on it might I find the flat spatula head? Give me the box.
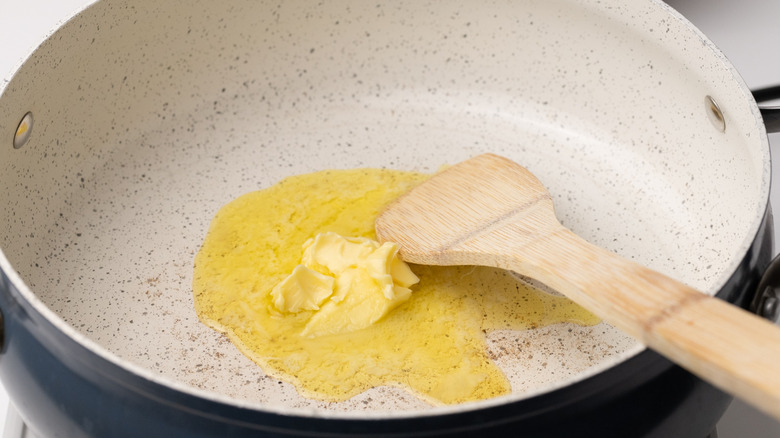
[375,153,558,267]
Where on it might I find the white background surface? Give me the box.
[1,0,780,436]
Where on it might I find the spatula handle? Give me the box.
[511,225,780,421]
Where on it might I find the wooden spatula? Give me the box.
[375,152,780,420]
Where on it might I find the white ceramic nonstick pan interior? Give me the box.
[0,0,770,418]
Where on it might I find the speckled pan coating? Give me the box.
[0,0,769,417]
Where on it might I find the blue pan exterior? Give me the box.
[0,209,772,437]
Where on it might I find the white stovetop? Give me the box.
[1,0,780,437]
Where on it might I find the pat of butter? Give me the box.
[270,265,335,313]
[270,232,419,337]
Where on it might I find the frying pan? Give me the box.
[0,0,777,436]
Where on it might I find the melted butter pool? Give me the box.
[193,168,600,405]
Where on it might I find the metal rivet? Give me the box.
[13,112,34,149]
[705,96,726,133]
[761,294,779,322]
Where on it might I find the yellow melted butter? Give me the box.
[193,168,600,405]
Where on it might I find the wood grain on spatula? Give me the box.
[375,153,780,421]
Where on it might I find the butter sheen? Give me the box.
[193,168,600,405]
